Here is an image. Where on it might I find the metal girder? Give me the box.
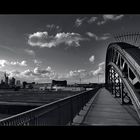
[107,65,132,105]
[105,42,140,119]
[106,46,133,105]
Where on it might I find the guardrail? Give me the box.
[0,87,101,126]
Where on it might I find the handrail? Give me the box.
[0,87,101,126]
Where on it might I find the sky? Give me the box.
[0,14,140,84]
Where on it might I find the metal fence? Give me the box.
[0,87,101,126]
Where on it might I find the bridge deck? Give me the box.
[78,88,140,125]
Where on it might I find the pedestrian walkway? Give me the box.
[73,88,140,126]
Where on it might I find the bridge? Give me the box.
[0,41,140,126]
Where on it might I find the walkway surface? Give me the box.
[73,88,140,126]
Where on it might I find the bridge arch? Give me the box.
[105,42,140,118]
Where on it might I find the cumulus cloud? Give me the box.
[28,32,86,48]
[33,66,52,75]
[103,14,124,20]
[8,66,55,81]
[91,62,105,76]
[8,70,22,78]
[34,59,42,66]
[25,49,35,55]
[75,16,97,27]
[0,60,8,68]
[97,14,124,25]
[86,32,111,40]
[86,32,95,38]
[75,17,87,27]
[75,15,124,27]
[57,69,87,80]
[21,69,33,77]
[89,55,95,63]
[69,69,86,77]
[0,59,27,68]
[10,60,27,66]
[88,16,98,24]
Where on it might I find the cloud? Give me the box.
[58,69,97,83]
[25,49,35,55]
[89,55,95,63]
[86,32,111,40]
[89,62,105,83]
[10,60,27,66]
[28,32,86,48]
[62,69,88,81]
[86,32,95,38]
[20,60,27,66]
[97,14,124,25]
[33,66,52,75]
[8,66,55,82]
[69,69,86,77]
[23,66,53,77]
[75,17,87,27]
[34,59,42,66]
[46,24,61,32]
[21,69,33,77]
[0,60,8,68]
[57,69,87,80]
[8,70,21,78]
[74,15,124,27]
[91,62,105,76]
[0,59,27,68]
[103,14,124,20]
[88,16,98,24]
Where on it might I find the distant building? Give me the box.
[33,83,52,90]
[52,80,67,87]
[9,77,15,87]
[22,81,27,89]
[16,80,21,87]
[24,82,35,89]
[1,79,4,85]
[4,72,9,85]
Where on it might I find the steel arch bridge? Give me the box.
[0,42,140,125]
[105,42,140,119]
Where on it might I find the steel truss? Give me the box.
[108,67,132,105]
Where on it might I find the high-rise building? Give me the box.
[4,72,9,85]
[22,81,27,89]
[1,79,4,85]
[9,77,15,87]
[16,80,21,86]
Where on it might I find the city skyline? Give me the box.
[0,14,140,83]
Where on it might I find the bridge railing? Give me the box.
[0,87,101,126]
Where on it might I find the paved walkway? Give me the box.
[73,88,140,126]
